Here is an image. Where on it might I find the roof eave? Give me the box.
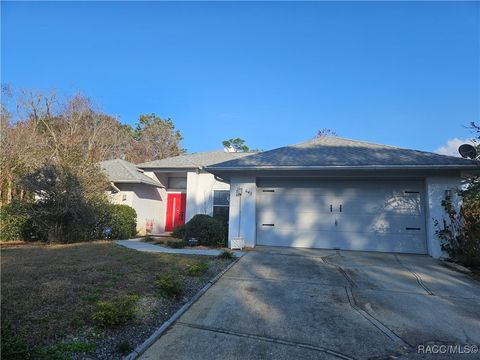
[137,166,198,171]
[206,164,480,171]
[111,180,164,188]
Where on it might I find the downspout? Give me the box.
[110,182,121,193]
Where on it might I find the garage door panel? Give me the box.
[258,212,424,233]
[256,180,427,254]
[258,192,423,216]
[257,228,426,254]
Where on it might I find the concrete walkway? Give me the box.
[139,246,480,360]
[115,238,244,257]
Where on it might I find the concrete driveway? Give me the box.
[140,247,480,360]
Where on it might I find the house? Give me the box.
[101,151,253,235]
[206,137,480,258]
[100,159,164,235]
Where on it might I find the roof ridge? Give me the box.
[117,159,142,179]
[301,136,477,162]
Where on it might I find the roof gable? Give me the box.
[100,159,163,187]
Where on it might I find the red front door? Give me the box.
[165,193,186,232]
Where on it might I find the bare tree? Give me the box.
[1,89,185,204]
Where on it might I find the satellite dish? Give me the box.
[458,144,477,159]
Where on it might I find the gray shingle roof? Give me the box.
[100,159,163,187]
[138,150,255,169]
[207,137,480,170]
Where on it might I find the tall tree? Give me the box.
[222,138,250,152]
[129,113,185,163]
[0,89,185,204]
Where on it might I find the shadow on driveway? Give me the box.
[140,247,480,360]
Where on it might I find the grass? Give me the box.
[1,241,230,358]
[141,236,230,250]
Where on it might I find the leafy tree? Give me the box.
[129,113,185,162]
[222,138,250,152]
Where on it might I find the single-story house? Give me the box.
[101,151,253,235]
[206,137,480,258]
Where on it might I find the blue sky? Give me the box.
[2,1,479,154]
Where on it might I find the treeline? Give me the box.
[0,87,185,205]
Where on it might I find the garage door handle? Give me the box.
[262,224,274,227]
[405,227,421,230]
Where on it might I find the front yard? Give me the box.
[1,241,234,359]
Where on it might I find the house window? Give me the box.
[213,190,229,227]
[168,177,187,189]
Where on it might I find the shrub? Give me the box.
[34,341,96,360]
[436,191,480,269]
[217,250,235,260]
[155,273,183,298]
[102,204,137,239]
[0,321,29,360]
[187,261,210,276]
[171,224,186,239]
[18,165,99,243]
[183,215,227,247]
[92,294,139,327]
[167,239,185,248]
[0,201,32,241]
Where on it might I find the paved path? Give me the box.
[115,239,244,257]
[139,246,480,360]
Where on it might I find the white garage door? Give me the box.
[256,180,427,254]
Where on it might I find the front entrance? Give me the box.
[165,193,186,232]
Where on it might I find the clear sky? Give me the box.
[2,1,479,155]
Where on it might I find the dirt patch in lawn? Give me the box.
[1,241,234,359]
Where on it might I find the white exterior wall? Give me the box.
[228,177,257,248]
[425,176,462,258]
[107,182,166,236]
[107,186,135,208]
[130,184,165,235]
[185,171,230,221]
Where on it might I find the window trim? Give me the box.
[213,190,230,207]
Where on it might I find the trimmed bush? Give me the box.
[92,294,139,327]
[0,201,32,241]
[183,215,227,247]
[171,224,186,239]
[102,204,137,239]
[217,250,235,260]
[167,239,185,248]
[155,273,183,298]
[187,261,210,277]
